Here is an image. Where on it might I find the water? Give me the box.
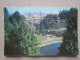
[40,43,62,56]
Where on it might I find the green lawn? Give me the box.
[54,37,63,41]
[36,34,45,43]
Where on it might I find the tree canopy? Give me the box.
[59,8,78,56]
[4,8,39,56]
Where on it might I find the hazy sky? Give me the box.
[7,7,71,15]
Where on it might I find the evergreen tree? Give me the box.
[4,7,10,55]
[4,8,39,55]
[59,8,79,56]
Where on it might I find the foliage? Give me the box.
[59,8,79,56]
[40,14,58,29]
[40,14,66,35]
[40,14,61,35]
[58,8,77,22]
[52,31,65,37]
[4,8,39,56]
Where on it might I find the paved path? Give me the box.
[37,36,63,47]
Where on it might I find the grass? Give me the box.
[54,37,63,41]
[36,34,45,43]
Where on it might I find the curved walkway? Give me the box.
[37,35,63,47]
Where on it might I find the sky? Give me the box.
[6,7,71,16]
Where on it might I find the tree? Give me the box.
[4,9,39,55]
[40,14,58,29]
[58,10,69,19]
[4,7,9,20]
[40,24,45,35]
[40,14,58,34]
[4,7,10,55]
[59,8,79,56]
